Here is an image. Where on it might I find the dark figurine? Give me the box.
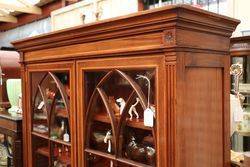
[126,134,156,165]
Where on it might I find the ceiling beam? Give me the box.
[0,10,17,23]
[0,1,42,15]
[0,0,62,31]
[0,15,17,23]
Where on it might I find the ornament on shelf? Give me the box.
[136,75,155,127]
[58,147,62,156]
[116,97,125,115]
[65,146,69,156]
[104,130,112,153]
[45,88,55,99]
[59,120,65,139]
[128,98,140,121]
[126,133,156,164]
[37,101,44,110]
[108,96,120,116]
[104,130,113,167]
[63,128,70,142]
[54,144,59,157]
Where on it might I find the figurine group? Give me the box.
[107,74,156,127]
[109,96,140,120]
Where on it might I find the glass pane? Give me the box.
[118,70,156,166]
[31,71,71,167]
[84,69,156,166]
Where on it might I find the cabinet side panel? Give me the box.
[177,67,223,167]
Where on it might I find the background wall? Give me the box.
[0,18,51,48]
[229,0,250,37]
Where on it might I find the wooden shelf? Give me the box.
[32,131,49,140]
[84,148,152,167]
[117,158,152,167]
[85,148,115,160]
[36,146,50,157]
[126,118,152,131]
[32,131,71,147]
[33,119,47,125]
[50,138,71,147]
[93,113,111,124]
[93,114,152,131]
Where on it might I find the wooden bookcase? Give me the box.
[13,5,239,167]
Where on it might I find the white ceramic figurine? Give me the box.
[128,98,140,121]
[116,97,126,115]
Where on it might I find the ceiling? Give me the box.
[0,0,55,23]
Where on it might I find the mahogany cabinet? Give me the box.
[13,5,239,167]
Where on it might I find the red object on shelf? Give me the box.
[54,144,59,157]
[36,146,50,157]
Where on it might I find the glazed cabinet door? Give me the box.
[26,62,76,167]
[77,56,167,167]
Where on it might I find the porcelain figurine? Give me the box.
[116,97,125,115]
[128,98,140,120]
[104,130,112,153]
[108,96,120,116]
[92,130,112,152]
